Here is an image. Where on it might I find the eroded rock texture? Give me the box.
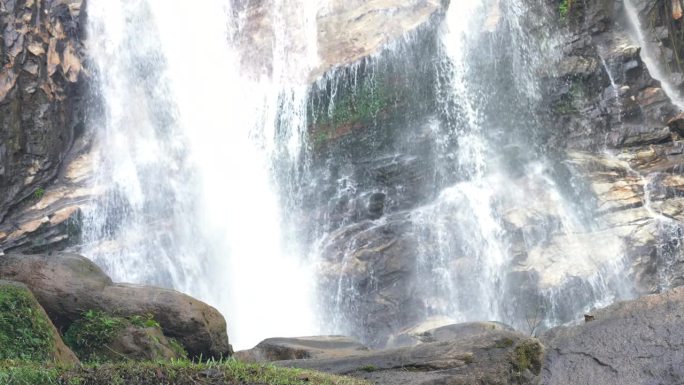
[542,286,684,385]
[0,0,87,224]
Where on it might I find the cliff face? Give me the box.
[302,0,684,347]
[1,0,683,356]
[0,0,87,225]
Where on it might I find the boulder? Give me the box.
[0,279,79,365]
[235,336,369,363]
[542,286,684,384]
[0,253,232,359]
[279,326,544,385]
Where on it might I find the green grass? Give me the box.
[64,310,187,363]
[0,360,372,385]
[63,310,127,362]
[0,284,55,362]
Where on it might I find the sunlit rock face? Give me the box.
[0,0,87,224]
[230,0,446,82]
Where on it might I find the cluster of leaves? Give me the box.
[0,285,54,362]
[512,340,544,376]
[559,0,577,19]
[0,359,371,385]
[64,310,172,362]
[63,310,126,362]
[33,187,46,200]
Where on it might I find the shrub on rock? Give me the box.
[64,310,186,362]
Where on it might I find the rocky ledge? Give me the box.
[235,287,684,385]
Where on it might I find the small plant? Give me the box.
[128,314,160,329]
[63,310,126,362]
[559,0,573,18]
[33,187,45,200]
[358,364,377,372]
[513,340,544,375]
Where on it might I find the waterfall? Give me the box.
[416,0,633,333]
[311,0,635,344]
[624,0,684,109]
[81,0,645,350]
[83,0,318,349]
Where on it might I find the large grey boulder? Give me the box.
[235,336,369,363]
[542,286,684,385]
[278,326,544,385]
[0,253,232,359]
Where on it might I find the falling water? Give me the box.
[624,0,684,109]
[83,0,319,349]
[81,0,647,350]
[310,0,635,345]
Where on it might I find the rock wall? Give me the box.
[0,0,87,225]
[306,0,684,348]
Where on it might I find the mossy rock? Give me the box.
[64,310,187,362]
[511,339,544,376]
[0,280,78,364]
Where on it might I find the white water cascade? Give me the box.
[624,0,684,109]
[83,0,319,349]
[79,0,648,350]
[409,0,632,331]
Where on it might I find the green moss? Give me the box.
[312,79,389,140]
[494,338,515,349]
[0,360,372,385]
[0,284,55,362]
[358,364,376,372]
[63,310,126,362]
[512,340,543,376]
[64,311,184,363]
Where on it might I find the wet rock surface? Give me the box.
[275,326,543,385]
[541,286,684,385]
[0,253,232,359]
[235,336,370,363]
[231,0,446,82]
[245,288,684,384]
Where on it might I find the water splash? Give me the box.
[83,0,319,349]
